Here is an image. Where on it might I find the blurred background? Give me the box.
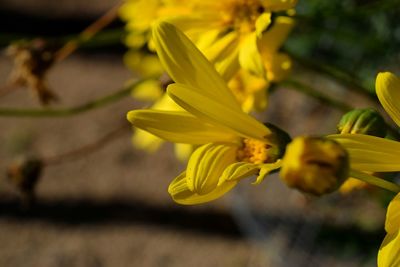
[0,0,399,266]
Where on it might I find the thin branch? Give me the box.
[287,52,377,102]
[43,122,129,165]
[0,78,150,118]
[280,79,353,112]
[55,1,123,62]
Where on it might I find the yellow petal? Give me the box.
[215,46,240,82]
[261,0,298,11]
[195,29,221,51]
[376,72,400,127]
[239,33,265,77]
[167,83,272,141]
[152,21,241,111]
[258,16,295,56]
[329,134,400,172]
[255,12,272,38]
[378,231,400,267]
[168,171,238,205]
[151,93,182,111]
[123,51,163,77]
[219,162,261,185]
[130,80,163,102]
[202,31,239,64]
[132,128,164,152]
[127,109,236,144]
[219,160,282,185]
[174,143,196,162]
[119,0,160,32]
[253,160,283,184]
[264,53,292,82]
[386,193,400,234]
[186,143,237,194]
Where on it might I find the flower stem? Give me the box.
[42,122,129,165]
[55,1,123,62]
[349,169,400,193]
[280,79,353,112]
[287,52,377,103]
[0,78,151,118]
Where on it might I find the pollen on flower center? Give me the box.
[237,138,271,164]
[222,0,264,33]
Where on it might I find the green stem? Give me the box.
[0,78,150,118]
[350,169,400,193]
[280,79,353,112]
[287,52,377,102]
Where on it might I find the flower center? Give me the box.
[221,0,264,33]
[237,138,272,164]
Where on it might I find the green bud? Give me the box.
[337,108,387,137]
[280,136,349,196]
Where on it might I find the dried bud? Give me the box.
[337,108,387,137]
[7,156,43,205]
[6,39,59,105]
[280,136,349,196]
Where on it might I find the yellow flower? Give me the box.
[329,72,400,267]
[378,193,400,267]
[127,22,286,204]
[120,0,296,112]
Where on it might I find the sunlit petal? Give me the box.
[386,193,400,234]
[219,162,260,185]
[168,171,238,205]
[239,33,265,77]
[264,53,292,82]
[168,83,272,141]
[376,72,400,127]
[329,134,400,172]
[127,109,236,144]
[132,128,164,152]
[378,231,400,267]
[255,12,272,37]
[257,16,295,56]
[174,143,196,162]
[219,160,281,185]
[253,160,283,184]
[186,143,237,194]
[152,21,241,111]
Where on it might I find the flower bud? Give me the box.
[337,108,387,137]
[280,136,349,196]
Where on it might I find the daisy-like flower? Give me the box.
[120,0,296,111]
[330,72,400,267]
[121,0,296,81]
[127,22,288,204]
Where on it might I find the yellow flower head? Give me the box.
[127,22,289,204]
[120,0,296,114]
